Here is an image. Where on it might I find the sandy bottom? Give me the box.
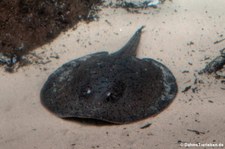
[0,0,225,149]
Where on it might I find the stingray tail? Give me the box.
[112,26,145,57]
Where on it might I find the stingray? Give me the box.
[40,26,178,124]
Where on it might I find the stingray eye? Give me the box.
[105,81,126,103]
[79,86,92,99]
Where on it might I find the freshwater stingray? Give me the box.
[41,26,178,124]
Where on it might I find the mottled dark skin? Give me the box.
[41,26,178,124]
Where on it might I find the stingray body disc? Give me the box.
[41,52,177,124]
[41,27,178,124]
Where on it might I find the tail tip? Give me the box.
[138,25,145,32]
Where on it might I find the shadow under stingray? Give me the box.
[63,117,115,126]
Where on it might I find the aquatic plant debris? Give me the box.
[0,0,100,68]
[148,0,160,7]
[140,123,152,129]
[103,0,164,8]
[41,26,178,124]
[200,48,225,77]
[122,0,160,8]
